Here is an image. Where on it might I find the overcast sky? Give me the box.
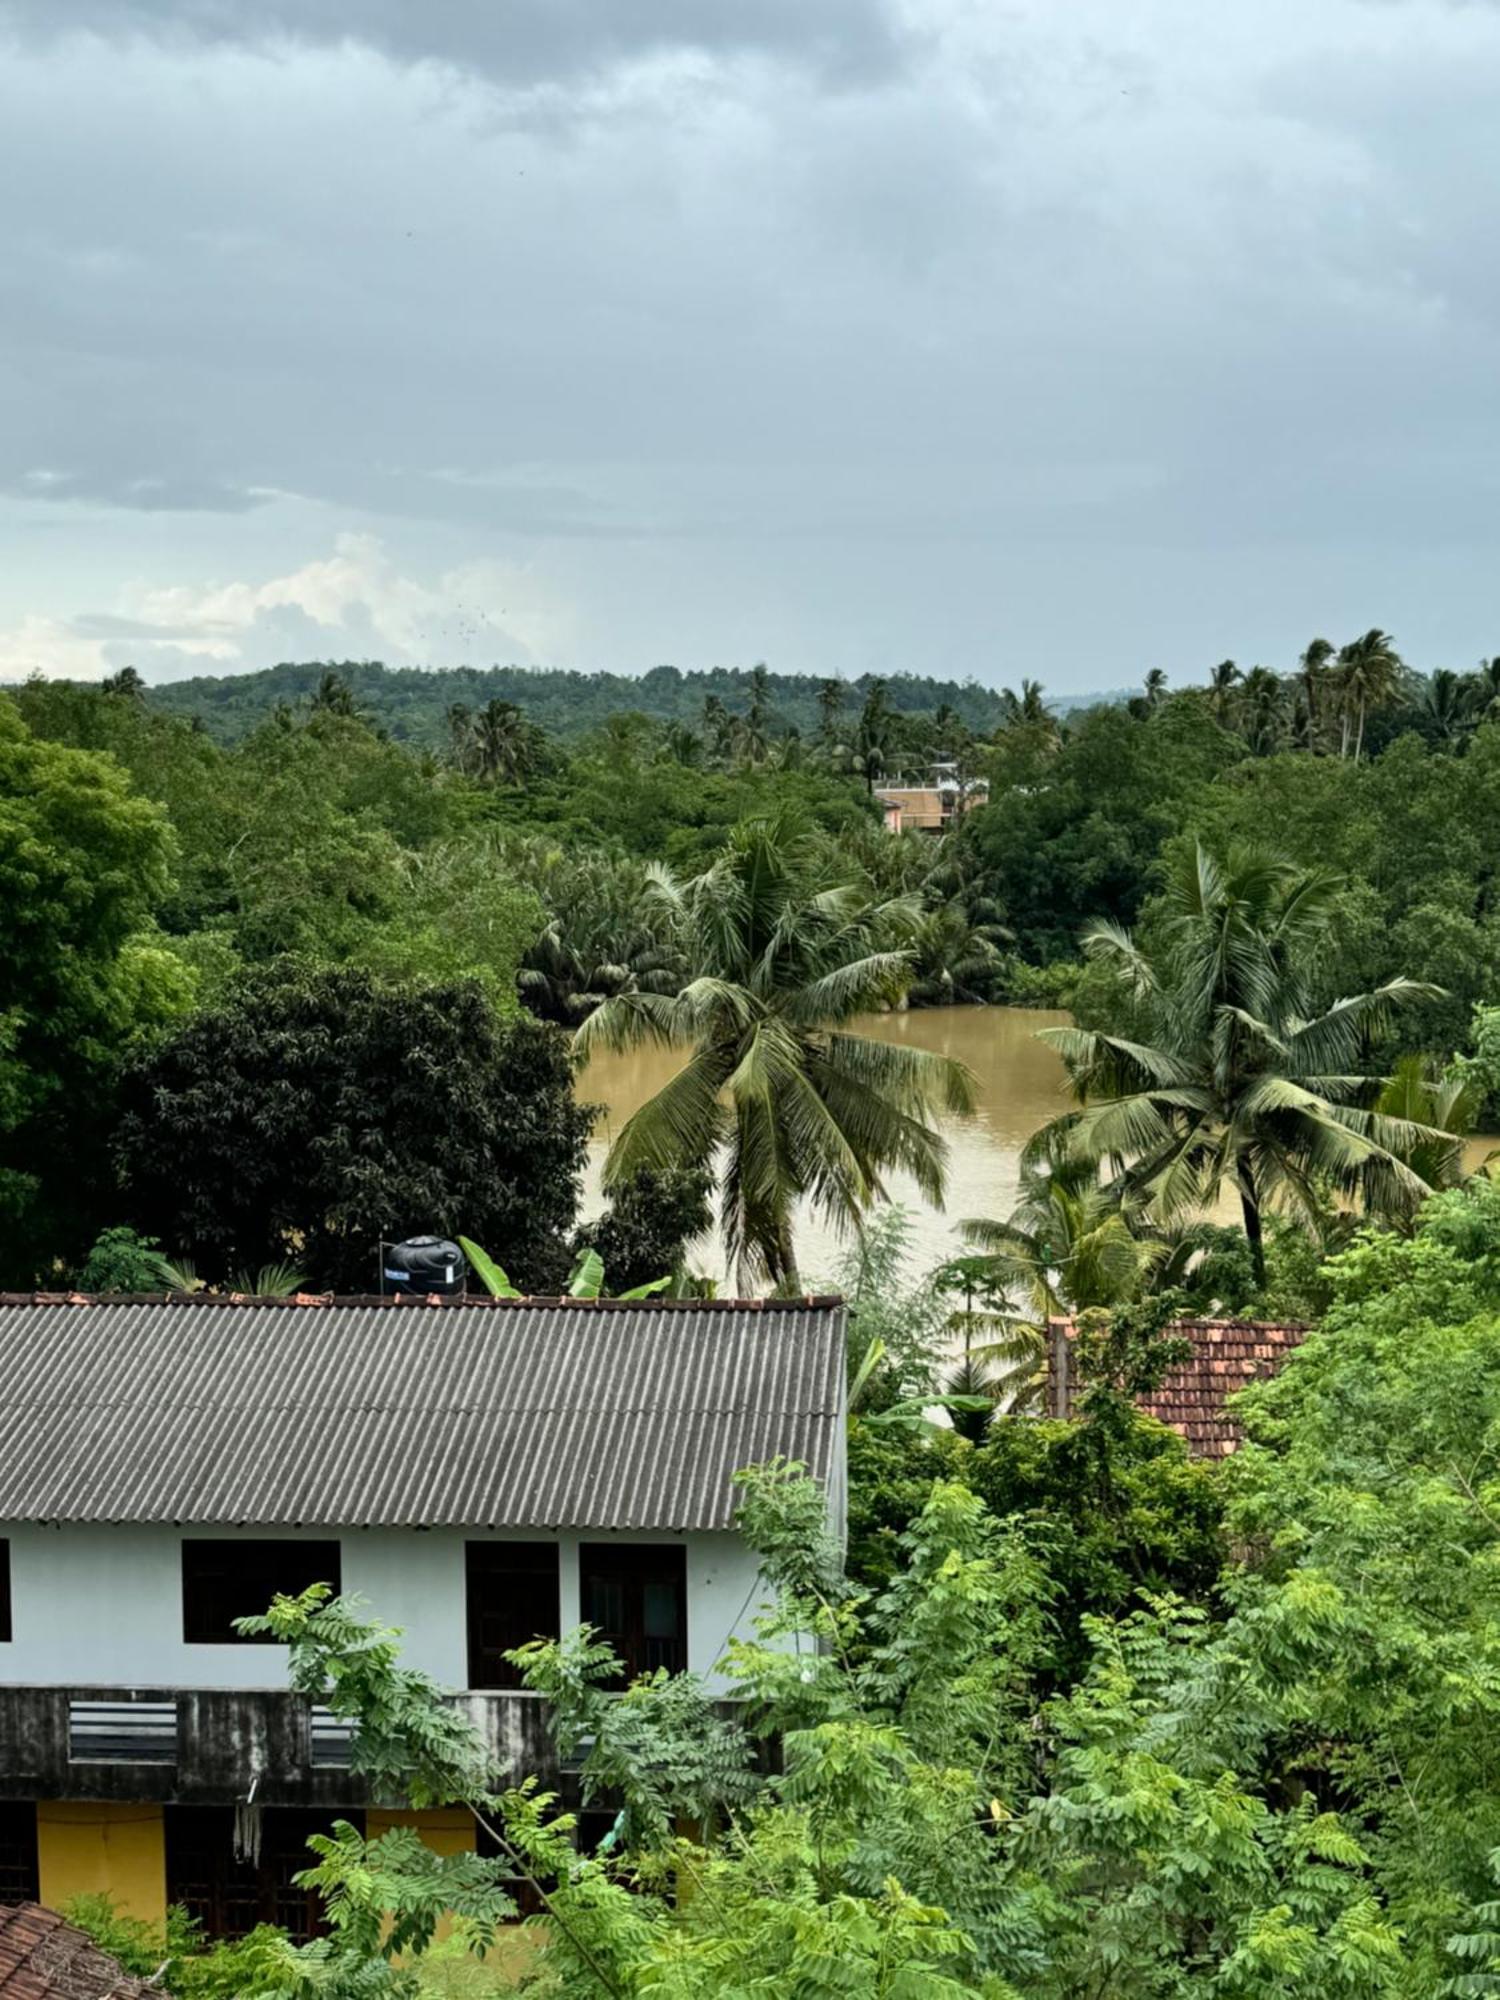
[3,0,1499,692]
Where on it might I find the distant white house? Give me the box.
[0,1292,846,1935]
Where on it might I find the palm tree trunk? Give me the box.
[1340,706,1351,760]
[1237,1161,1266,1289]
[1355,696,1366,764]
[772,1218,802,1298]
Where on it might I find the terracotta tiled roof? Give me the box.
[0,1905,160,2000]
[1046,1318,1308,1458]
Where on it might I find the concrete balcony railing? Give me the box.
[0,1684,559,1806]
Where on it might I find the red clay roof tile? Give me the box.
[0,1906,159,2000]
[1046,1318,1307,1457]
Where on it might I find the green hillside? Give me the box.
[145,658,1015,746]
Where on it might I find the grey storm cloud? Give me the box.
[0,0,903,83]
[5,469,267,513]
[4,0,1500,685]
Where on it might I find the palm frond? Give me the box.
[228,1262,307,1298]
[602,1045,734,1189]
[574,988,692,1058]
[820,1031,977,1117]
[1285,980,1443,1074]
[784,951,916,1025]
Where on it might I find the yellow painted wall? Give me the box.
[33,1804,475,1935]
[368,1808,477,1949]
[37,1802,167,1922]
[367,1806,476,1858]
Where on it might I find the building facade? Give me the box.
[874,761,990,835]
[0,1293,847,1933]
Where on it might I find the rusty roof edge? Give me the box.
[1046,1315,1310,1334]
[1,1291,847,1312]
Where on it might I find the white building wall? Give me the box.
[0,1523,777,1694]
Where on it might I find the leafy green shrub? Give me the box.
[992,953,1082,1006]
[72,1225,170,1292]
[59,1895,291,2000]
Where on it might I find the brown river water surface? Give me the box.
[576,1005,1075,1285]
[577,1002,1500,1286]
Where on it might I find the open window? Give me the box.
[182,1539,342,1643]
[579,1542,686,1684]
[465,1542,560,1689]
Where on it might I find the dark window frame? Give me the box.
[579,1541,687,1685]
[0,1539,10,1643]
[182,1538,342,1644]
[165,1806,362,1942]
[465,1540,561,1689]
[0,1804,37,1906]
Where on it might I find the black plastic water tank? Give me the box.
[381,1235,466,1297]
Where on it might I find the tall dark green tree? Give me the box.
[0,702,193,1279]
[115,966,592,1292]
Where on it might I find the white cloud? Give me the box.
[0,535,578,681]
[0,614,110,682]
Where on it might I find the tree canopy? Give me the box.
[114,965,592,1291]
[0,704,194,1276]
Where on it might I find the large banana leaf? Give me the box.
[457,1236,521,1299]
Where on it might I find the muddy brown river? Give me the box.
[577,1001,1500,1286]
[576,1006,1074,1285]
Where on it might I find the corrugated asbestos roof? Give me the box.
[0,1905,157,2000]
[0,1296,846,1531]
[1047,1318,1307,1458]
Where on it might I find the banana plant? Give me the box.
[458,1235,673,1302]
[847,1335,991,1434]
[457,1236,522,1298]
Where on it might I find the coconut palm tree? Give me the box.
[816,678,846,742]
[952,1150,1166,1410]
[446,702,474,765]
[1125,669,1170,720]
[311,669,358,718]
[735,665,773,767]
[1235,667,1290,757]
[1366,1054,1480,1207]
[701,694,736,765]
[1035,842,1447,1285]
[1297,638,1334,750]
[657,721,704,768]
[1207,659,1240,723]
[1474,656,1500,719]
[843,681,893,794]
[1421,668,1475,749]
[452,698,542,784]
[101,665,146,701]
[1335,627,1403,762]
[576,816,975,1291]
[906,901,1011,1007]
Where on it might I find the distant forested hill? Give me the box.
[145,659,1016,745]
